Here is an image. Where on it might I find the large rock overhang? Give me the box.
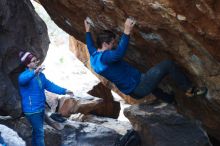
[38,0,220,140]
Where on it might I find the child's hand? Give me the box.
[34,65,45,74]
[66,90,74,96]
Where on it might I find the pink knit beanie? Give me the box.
[19,51,35,66]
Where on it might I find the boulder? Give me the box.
[58,95,103,117]
[38,0,220,140]
[61,121,120,146]
[124,102,212,146]
[87,83,120,118]
[46,91,120,118]
[0,117,122,146]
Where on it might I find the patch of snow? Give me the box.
[0,125,25,146]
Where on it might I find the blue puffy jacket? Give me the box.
[18,69,66,113]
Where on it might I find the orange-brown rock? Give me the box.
[87,83,120,118]
[38,0,220,140]
[58,95,103,117]
[46,91,119,118]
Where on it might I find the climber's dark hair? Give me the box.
[96,30,116,48]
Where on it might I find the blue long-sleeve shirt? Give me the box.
[86,32,141,94]
[18,69,67,113]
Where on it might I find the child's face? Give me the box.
[27,57,40,69]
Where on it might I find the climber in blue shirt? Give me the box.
[84,17,207,103]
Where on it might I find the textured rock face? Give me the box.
[124,103,212,146]
[62,121,120,146]
[0,118,121,146]
[0,0,49,117]
[38,0,220,140]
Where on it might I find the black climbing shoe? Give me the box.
[186,86,208,98]
[50,113,67,123]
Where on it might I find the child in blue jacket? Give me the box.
[18,51,73,146]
